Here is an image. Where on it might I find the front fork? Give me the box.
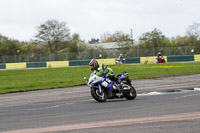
[98,84,102,93]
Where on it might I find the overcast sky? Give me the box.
[0,0,200,42]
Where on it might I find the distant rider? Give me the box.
[157,52,162,62]
[119,54,124,64]
[89,59,119,97]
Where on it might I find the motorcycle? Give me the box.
[115,58,126,64]
[84,72,137,102]
[156,56,166,63]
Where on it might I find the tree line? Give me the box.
[0,19,200,62]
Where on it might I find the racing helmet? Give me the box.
[157,52,162,56]
[89,59,99,71]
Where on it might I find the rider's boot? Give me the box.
[116,80,122,91]
[112,84,119,92]
[118,84,123,92]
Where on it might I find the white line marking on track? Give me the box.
[138,91,164,96]
[194,88,200,91]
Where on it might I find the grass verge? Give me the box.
[0,62,200,94]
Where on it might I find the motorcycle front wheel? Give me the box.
[124,85,137,100]
[91,88,107,102]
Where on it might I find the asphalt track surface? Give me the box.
[0,74,200,133]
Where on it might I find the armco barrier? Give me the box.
[47,61,69,68]
[6,63,26,69]
[167,55,194,62]
[0,55,198,70]
[27,62,47,68]
[140,56,157,64]
[194,54,200,61]
[97,59,116,65]
[125,57,140,64]
[0,63,5,69]
[140,56,167,64]
[69,60,90,66]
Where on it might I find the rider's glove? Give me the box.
[99,69,109,77]
[103,69,109,75]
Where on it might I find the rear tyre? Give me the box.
[91,88,107,102]
[124,85,137,100]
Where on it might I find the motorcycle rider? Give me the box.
[119,54,123,64]
[89,59,120,97]
[157,52,162,63]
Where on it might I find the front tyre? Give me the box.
[91,88,107,102]
[124,85,137,100]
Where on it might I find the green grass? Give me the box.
[0,62,200,94]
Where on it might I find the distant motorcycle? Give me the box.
[156,56,166,63]
[115,58,126,64]
[84,72,137,102]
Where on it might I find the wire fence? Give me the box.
[0,45,200,63]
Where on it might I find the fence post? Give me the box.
[137,47,139,57]
[93,51,95,59]
[14,55,17,62]
[53,53,55,61]
[66,53,68,60]
[185,46,187,55]
[3,56,5,63]
[27,54,29,62]
[40,54,42,62]
[153,47,155,56]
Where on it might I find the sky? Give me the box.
[0,0,200,42]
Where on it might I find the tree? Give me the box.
[100,33,114,43]
[0,34,22,56]
[72,33,81,41]
[88,38,99,44]
[100,31,134,57]
[186,22,200,40]
[35,19,70,53]
[185,22,200,52]
[139,28,170,56]
[100,31,132,43]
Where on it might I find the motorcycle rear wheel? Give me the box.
[91,88,107,102]
[124,85,137,100]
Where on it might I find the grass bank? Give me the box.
[0,62,200,94]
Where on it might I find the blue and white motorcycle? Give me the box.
[84,72,137,102]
